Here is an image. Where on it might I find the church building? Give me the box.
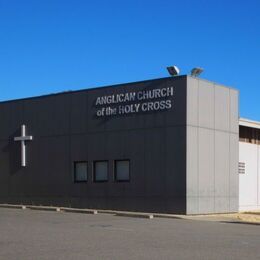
[0,75,255,214]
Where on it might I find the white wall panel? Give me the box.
[198,80,214,129]
[239,142,258,210]
[215,86,230,132]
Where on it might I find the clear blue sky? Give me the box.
[0,0,259,120]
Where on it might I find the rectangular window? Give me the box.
[94,161,108,182]
[115,160,130,182]
[74,162,87,182]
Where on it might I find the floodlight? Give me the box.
[167,66,180,76]
[191,67,204,77]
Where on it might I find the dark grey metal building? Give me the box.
[0,75,239,214]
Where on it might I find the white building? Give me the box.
[239,118,260,211]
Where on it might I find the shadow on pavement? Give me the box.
[220,221,260,226]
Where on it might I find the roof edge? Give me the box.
[0,75,187,104]
[239,117,260,129]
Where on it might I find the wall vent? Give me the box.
[239,162,246,174]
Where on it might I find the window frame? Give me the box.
[74,161,88,183]
[93,160,109,182]
[114,159,130,182]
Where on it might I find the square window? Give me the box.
[94,161,108,182]
[115,160,130,182]
[74,162,87,182]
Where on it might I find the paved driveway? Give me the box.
[0,208,259,260]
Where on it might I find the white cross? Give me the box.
[14,125,33,167]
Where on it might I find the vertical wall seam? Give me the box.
[197,79,200,213]
[68,94,72,204]
[185,77,187,213]
[228,89,231,211]
[213,84,216,213]
[256,145,260,206]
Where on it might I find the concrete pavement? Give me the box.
[0,208,259,260]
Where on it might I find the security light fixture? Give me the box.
[167,66,180,76]
[191,67,204,77]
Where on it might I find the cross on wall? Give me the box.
[14,125,33,167]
